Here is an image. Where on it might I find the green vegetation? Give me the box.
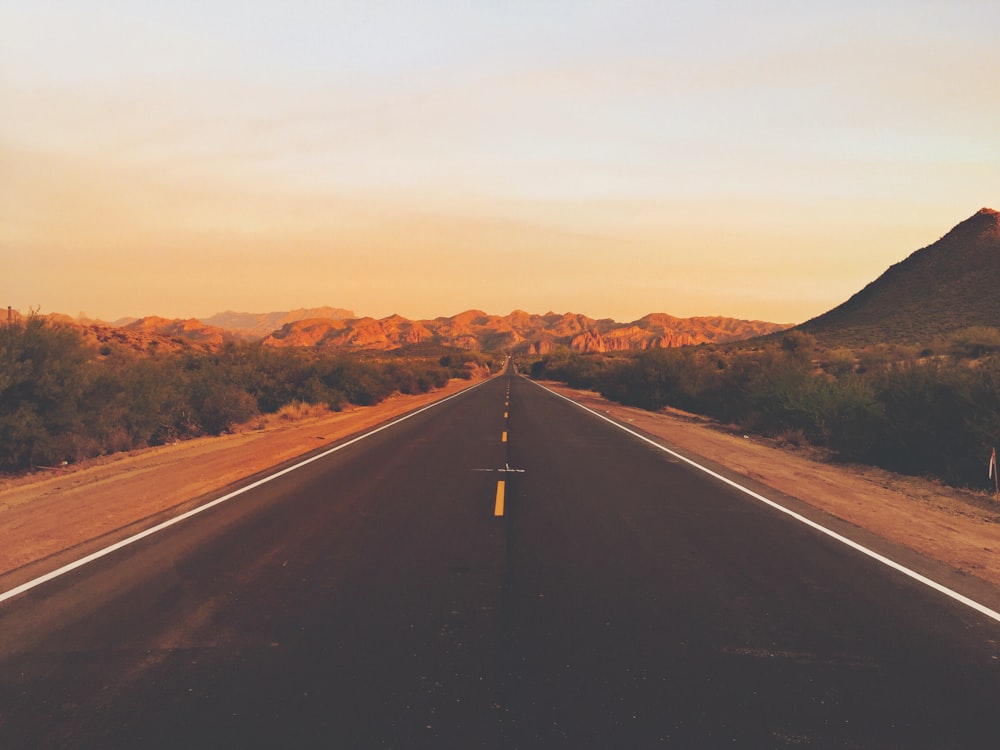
[530,330,1000,490]
[0,315,495,473]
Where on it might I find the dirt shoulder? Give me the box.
[540,381,1000,591]
[3,375,1000,599]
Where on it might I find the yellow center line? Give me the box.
[504,411,508,419]
[502,431,508,442]
[494,480,505,516]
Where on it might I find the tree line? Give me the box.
[0,315,495,472]
[530,328,1000,489]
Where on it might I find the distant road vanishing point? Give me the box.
[2,363,1000,748]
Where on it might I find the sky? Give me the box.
[2,0,998,325]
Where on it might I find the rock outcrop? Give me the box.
[262,310,790,352]
[28,307,791,354]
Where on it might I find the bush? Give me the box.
[820,349,857,377]
[528,343,1000,489]
[0,322,476,473]
[780,330,817,358]
[0,315,92,469]
[194,384,260,435]
[949,327,1000,359]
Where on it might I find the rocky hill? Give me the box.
[42,317,219,355]
[122,316,234,348]
[200,307,355,340]
[799,208,1000,346]
[21,308,788,355]
[263,310,790,353]
[22,314,236,354]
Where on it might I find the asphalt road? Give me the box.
[3,367,1000,748]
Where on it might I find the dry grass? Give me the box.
[272,400,334,422]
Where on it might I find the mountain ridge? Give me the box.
[200,307,356,340]
[262,310,790,353]
[21,308,791,354]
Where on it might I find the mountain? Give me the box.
[22,307,787,354]
[799,208,1000,346]
[263,310,790,353]
[200,307,355,340]
[122,316,234,347]
[54,317,221,354]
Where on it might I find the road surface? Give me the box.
[2,367,1000,748]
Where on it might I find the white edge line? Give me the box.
[530,378,1000,625]
[0,378,492,604]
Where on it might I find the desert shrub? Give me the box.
[181,359,260,435]
[386,361,450,394]
[559,354,619,391]
[949,327,1000,359]
[191,344,310,414]
[780,330,817,359]
[0,315,92,469]
[960,358,1000,483]
[805,377,886,459]
[440,350,494,378]
[820,349,857,377]
[528,349,600,389]
[866,361,975,480]
[528,359,545,379]
[83,354,181,451]
[0,319,476,474]
[774,427,808,447]
[600,350,682,410]
[275,400,332,421]
[0,405,48,471]
[739,350,814,435]
[194,385,259,435]
[528,343,1000,488]
[855,347,893,374]
[313,357,390,406]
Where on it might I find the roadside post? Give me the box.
[990,447,998,500]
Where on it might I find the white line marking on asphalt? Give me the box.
[531,379,1000,625]
[0,378,493,605]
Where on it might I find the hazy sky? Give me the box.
[2,1,998,324]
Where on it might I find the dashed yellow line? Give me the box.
[498,389,510,516]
